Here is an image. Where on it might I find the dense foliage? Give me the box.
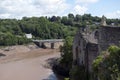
[60,36,73,70]
[0,32,31,46]
[70,65,87,80]
[93,46,120,80]
[0,16,76,46]
[0,13,120,46]
[52,36,73,78]
[19,17,76,39]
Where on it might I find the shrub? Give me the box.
[92,46,120,80]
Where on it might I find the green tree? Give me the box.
[68,13,74,19]
[93,46,120,80]
[60,36,73,69]
[74,14,82,22]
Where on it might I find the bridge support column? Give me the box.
[51,43,55,49]
[41,42,46,48]
[39,42,42,47]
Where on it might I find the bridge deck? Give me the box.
[32,39,64,43]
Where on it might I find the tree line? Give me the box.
[0,13,120,46]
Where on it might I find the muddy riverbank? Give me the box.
[0,44,62,80]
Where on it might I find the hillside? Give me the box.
[0,14,120,46]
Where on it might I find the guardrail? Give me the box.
[32,39,64,43]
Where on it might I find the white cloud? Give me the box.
[71,0,99,15]
[104,10,120,19]
[72,5,88,15]
[76,0,99,4]
[33,0,69,15]
[0,0,69,19]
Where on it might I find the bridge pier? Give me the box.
[51,43,55,49]
[38,42,42,47]
[33,39,63,49]
[41,42,46,48]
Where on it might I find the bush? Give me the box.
[0,32,32,46]
[70,65,87,80]
[92,46,120,80]
[59,36,73,70]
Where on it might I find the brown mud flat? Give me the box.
[0,45,61,80]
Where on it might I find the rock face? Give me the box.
[72,17,120,79]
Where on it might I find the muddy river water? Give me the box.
[0,51,62,80]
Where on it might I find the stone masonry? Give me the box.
[72,16,120,79]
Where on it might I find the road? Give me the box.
[0,47,60,80]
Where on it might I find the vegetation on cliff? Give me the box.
[70,65,87,80]
[60,36,73,70]
[52,36,73,79]
[93,46,120,80]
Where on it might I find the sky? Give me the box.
[0,0,120,19]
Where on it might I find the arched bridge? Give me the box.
[32,39,64,49]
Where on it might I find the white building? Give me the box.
[25,33,32,39]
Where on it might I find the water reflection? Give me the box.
[42,73,57,80]
[42,73,64,80]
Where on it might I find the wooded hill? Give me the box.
[0,13,120,46]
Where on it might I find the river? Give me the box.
[0,48,63,80]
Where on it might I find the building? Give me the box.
[25,33,32,39]
[72,16,120,79]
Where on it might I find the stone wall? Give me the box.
[72,24,120,80]
[86,43,98,72]
[72,31,87,66]
[72,31,81,64]
[98,26,120,52]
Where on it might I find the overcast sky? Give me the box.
[0,0,120,19]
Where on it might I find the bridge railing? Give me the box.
[32,39,64,43]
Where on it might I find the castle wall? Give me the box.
[72,31,81,65]
[86,43,98,72]
[98,26,120,52]
[72,31,87,66]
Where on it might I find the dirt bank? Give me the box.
[0,44,61,63]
